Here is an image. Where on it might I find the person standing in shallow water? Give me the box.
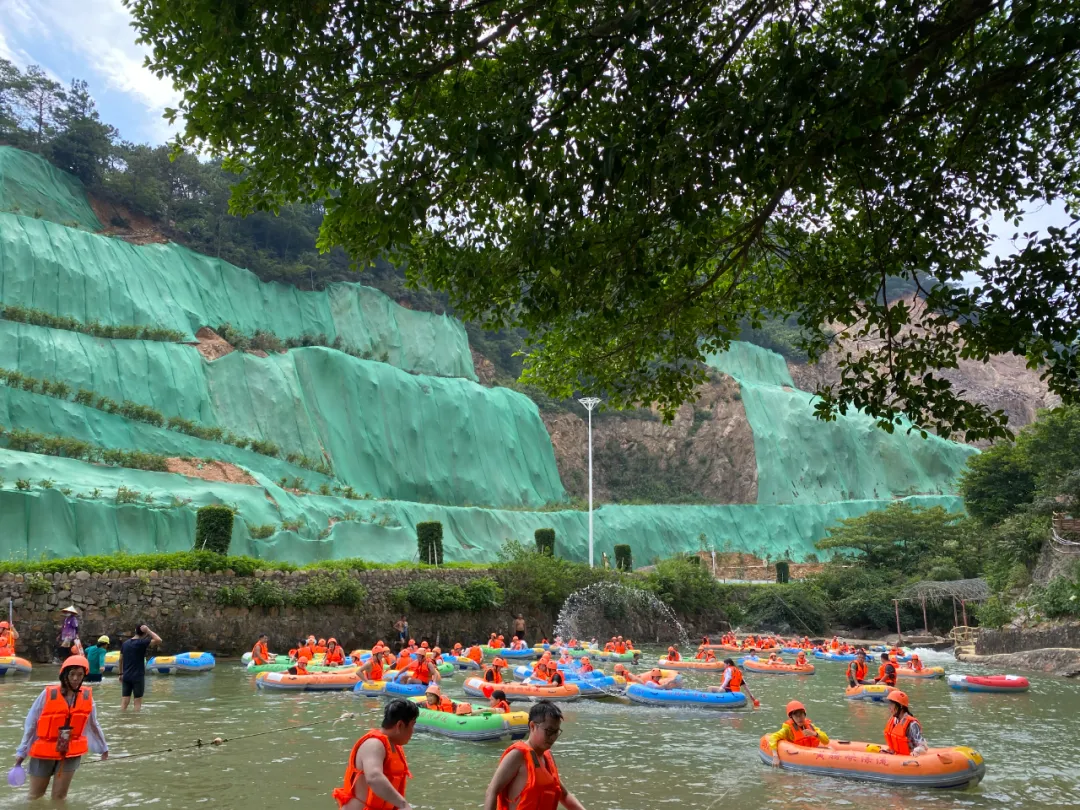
[120,624,161,711]
[484,700,587,810]
[514,614,527,645]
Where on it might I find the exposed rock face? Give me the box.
[193,326,235,361]
[166,457,257,486]
[786,295,1058,440]
[541,376,758,504]
[471,349,497,386]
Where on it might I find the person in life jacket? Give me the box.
[577,657,594,674]
[766,700,830,766]
[489,690,510,713]
[324,639,346,667]
[466,644,484,664]
[423,684,456,713]
[0,620,20,656]
[333,698,418,810]
[614,637,627,654]
[15,655,109,800]
[484,700,586,810]
[846,650,870,687]
[665,646,681,662]
[288,656,311,676]
[874,653,898,687]
[296,639,316,662]
[709,659,759,707]
[794,651,808,667]
[452,642,464,655]
[430,647,446,665]
[882,690,928,756]
[402,652,440,685]
[314,638,328,655]
[511,636,527,651]
[394,649,414,672]
[484,658,508,684]
[358,647,392,683]
[830,636,840,651]
[613,663,643,684]
[909,653,923,672]
[643,668,677,690]
[251,634,274,666]
[557,649,574,666]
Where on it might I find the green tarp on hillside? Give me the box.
[0,322,565,507]
[0,213,475,380]
[0,147,101,231]
[0,449,965,564]
[707,342,977,505]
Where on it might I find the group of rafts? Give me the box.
[235,632,1031,790]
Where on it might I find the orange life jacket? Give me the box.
[367,658,385,682]
[0,630,15,656]
[725,665,743,691]
[467,646,483,663]
[29,686,94,760]
[531,665,553,684]
[484,666,504,684]
[411,660,432,684]
[252,642,270,666]
[491,699,510,713]
[667,651,681,662]
[614,642,627,654]
[784,717,821,748]
[395,652,412,671]
[830,639,840,650]
[490,639,505,649]
[314,644,327,655]
[325,647,345,666]
[579,661,594,673]
[496,741,562,810]
[877,662,897,687]
[884,713,918,756]
[297,644,315,661]
[332,730,411,810]
[847,660,868,681]
[439,695,455,713]
[911,656,923,672]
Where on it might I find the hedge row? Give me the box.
[0,366,331,475]
[1,304,186,342]
[0,425,170,472]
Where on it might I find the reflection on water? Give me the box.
[0,647,1077,808]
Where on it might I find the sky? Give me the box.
[0,0,181,144]
[1,0,1071,264]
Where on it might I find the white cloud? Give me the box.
[1,0,181,140]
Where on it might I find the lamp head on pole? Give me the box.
[578,397,601,412]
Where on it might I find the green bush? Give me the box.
[292,573,368,608]
[1035,576,1080,619]
[247,523,277,540]
[974,594,1015,629]
[614,544,632,572]
[195,505,234,554]
[249,579,288,608]
[402,579,468,612]
[642,555,726,616]
[215,585,251,607]
[463,577,504,611]
[26,575,52,594]
[535,528,555,556]
[495,540,615,610]
[775,560,790,584]
[0,305,185,343]
[742,583,829,635]
[417,521,444,565]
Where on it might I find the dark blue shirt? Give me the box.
[120,636,151,681]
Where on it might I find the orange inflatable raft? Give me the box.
[656,657,725,671]
[897,666,945,680]
[759,738,985,789]
[742,658,815,675]
[255,670,360,692]
[462,677,581,703]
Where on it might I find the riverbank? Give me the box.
[956,647,1080,677]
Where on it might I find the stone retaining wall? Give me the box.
[0,568,558,662]
[975,622,1080,655]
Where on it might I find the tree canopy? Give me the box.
[127,0,1080,437]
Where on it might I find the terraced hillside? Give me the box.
[0,147,973,564]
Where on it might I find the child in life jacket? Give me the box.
[767,700,829,765]
[489,690,510,713]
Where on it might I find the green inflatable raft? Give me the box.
[408,699,530,741]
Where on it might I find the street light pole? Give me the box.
[578,397,601,567]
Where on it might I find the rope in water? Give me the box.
[89,711,358,763]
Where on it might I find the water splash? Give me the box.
[554,582,689,646]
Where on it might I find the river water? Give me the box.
[0,648,1076,809]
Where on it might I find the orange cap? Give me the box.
[786,700,806,715]
[887,690,909,708]
[493,657,507,668]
